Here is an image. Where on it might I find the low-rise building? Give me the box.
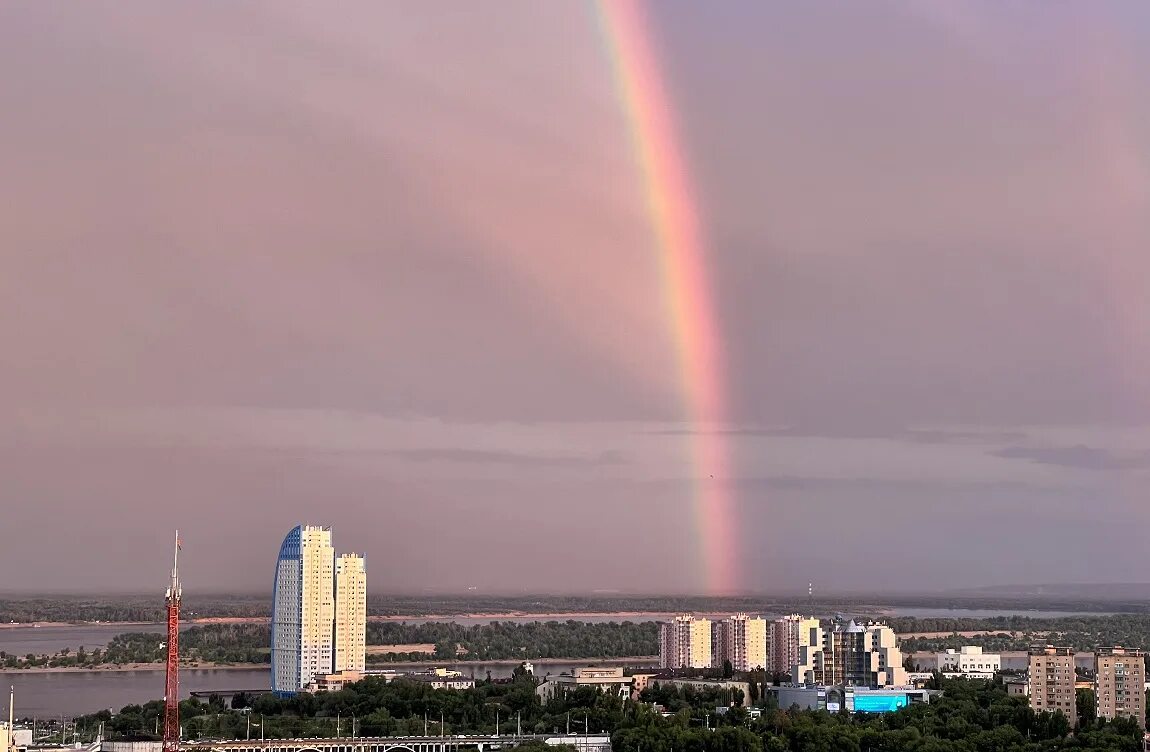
[536,666,635,701]
[772,685,933,713]
[307,667,473,692]
[628,670,662,699]
[307,669,378,692]
[930,646,1001,678]
[1005,677,1029,697]
[401,669,475,690]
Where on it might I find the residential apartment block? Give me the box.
[769,615,820,676]
[271,525,367,694]
[1028,646,1078,727]
[714,614,768,671]
[659,614,712,669]
[1095,647,1145,730]
[334,553,367,673]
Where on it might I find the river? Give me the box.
[2,661,651,719]
[0,616,662,657]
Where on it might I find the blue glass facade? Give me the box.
[852,694,908,713]
[271,525,302,696]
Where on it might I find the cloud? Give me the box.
[385,448,627,467]
[991,444,1150,470]
[646,425,1031,445]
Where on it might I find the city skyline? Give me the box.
[3,2,1150,593]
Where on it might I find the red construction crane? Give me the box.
[163,531,182,752]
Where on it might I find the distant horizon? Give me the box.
[5,583,1150,600]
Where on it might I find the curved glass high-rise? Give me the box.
[271,525,335,695]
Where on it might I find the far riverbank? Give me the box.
[0,656,657,675]
[2,612,679,630]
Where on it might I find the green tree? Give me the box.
[1077,687,1096,726]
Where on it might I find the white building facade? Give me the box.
[334,553,367,673]
[271,525,336,694]
[715,614,768,671]
[931,646,1000,678]
[659,615,712,669]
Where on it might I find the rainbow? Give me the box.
[595,0,737,593]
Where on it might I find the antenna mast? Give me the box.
[163,530,181,752]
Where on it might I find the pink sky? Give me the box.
[1,2,1148,593]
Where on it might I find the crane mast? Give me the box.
[163,531,181,752]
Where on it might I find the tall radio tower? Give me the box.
[163,531,182,752]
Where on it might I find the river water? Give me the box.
[2,661,651,719]
[0,616,661,657]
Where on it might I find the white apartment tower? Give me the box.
[659,615,712,669]
[714,614,768,671]
[271,525,336,694]
[334,553,367,673]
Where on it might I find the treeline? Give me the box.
[6,592,1141,625]
[893,614,1150,653]
[101,624,272,665]
[76,670,619,740]
[2,621,657,668]
[617,679,1142,752]
[0,594,268,623]
[73,677,1143,751]
[366,620,658,661]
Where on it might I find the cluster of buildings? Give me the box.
[656,613,922,714]
[659,614,906,687]
[261,532,1148,733]
[1018,645,1146,730]
[271,524,367,695]
[660,614,819,673]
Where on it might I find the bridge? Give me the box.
[104,734,610,752]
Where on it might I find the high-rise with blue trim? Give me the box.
[271,524,335,695]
